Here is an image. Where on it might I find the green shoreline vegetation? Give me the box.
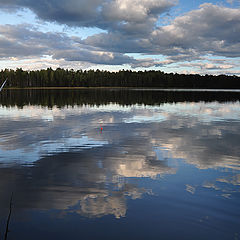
[1,68,240,89]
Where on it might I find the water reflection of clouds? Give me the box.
[0,146,157,218]
[0,105,176,218]
[1,101,240,123]
[0,104,133,120]
[186,175,240,199]
[1,102,240,172]
[201,174,240,199]
[147,101,240,122]
[217,174,240,186]
[0,136,108,165]
[0,101,240,218]
[157,121,240,171]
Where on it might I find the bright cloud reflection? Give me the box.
[0,100,240,219]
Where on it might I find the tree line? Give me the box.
[0,68,240,89]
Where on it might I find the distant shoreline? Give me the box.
[4,87,240,92]
[1,69,240,89]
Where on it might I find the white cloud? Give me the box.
[82,3,240,67]
[151,3,240,57]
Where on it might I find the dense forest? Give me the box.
[0,68,240,89]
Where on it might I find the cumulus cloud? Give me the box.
[151,3,240,57]
[0,24,160,67]
[0,0,176,32]
[0,0,105,26]
[103,0,175,22]
[53,49,158,67]
[82,3,240,62]
[101,0,176,34]
[0,1,239,72]
[0,24,69,58]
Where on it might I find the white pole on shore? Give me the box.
[0,79,7,92]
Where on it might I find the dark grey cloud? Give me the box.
[80,32,150,53]
[53,49,159,67]
[0,0,105,26]
[0,0,176,32]
[0,24,70,58]
[0,24,159,67]
[53,49,135,65]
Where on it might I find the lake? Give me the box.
[0,89,240,240]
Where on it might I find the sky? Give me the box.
[0,0,239,75]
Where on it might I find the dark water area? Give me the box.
[0,89,240,240]
[1,88,240,107]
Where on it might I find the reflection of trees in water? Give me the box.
[1,89,240,108]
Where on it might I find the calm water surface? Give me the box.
[0,89,240,240]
